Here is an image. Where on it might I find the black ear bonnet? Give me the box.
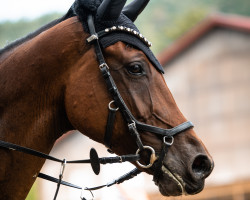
[69,0,164,73]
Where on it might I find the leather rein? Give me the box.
[0,15,194,200]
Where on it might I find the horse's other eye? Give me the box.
[127,63,145,76]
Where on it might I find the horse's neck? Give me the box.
[0,17,89,199]
[0,17,86,152]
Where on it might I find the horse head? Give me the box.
[64,0,214,196]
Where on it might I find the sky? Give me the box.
[0,0,73,22]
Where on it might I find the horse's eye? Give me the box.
[127,63,145,76]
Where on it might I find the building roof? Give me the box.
[157,14,250,66]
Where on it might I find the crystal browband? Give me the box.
[87,26,152,47]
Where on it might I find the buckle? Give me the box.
[86,34,98,43]
[99,63,109,69]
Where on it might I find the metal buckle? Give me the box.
[118,156,123,163]
[86,34,98,43]
[135,146,157,169]
[99,63,109,69]
[128,120,136,129]
[108,100,119,112]
[163,136,174,146]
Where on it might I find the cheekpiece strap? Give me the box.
[87,15,106,66]
[104,101,118,151]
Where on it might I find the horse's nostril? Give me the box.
[192,155,213,179]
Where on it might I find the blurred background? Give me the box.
[1,0,250,199]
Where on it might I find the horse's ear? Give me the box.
[123,0,150,22]
[96,0,127,21]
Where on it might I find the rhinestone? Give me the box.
[133,30,137,35]
[105,28,110,32]
[111,26,117,31]
[139,34,143,38]
[120,26,124,30]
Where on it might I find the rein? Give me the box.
[0,14,194,200]
[0,140,141,199]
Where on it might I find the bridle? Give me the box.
[86,14,194,183]
[86,13,193,169]
[0,14,194,200]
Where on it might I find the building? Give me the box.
[154,13,250,200]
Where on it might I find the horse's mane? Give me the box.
[0,8,75,56]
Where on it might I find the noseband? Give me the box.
[86,14,193,176]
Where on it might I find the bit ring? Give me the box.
[136,146,157,169]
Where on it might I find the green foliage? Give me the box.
[165,7,209,41]
[25,182,38,200]
[0,13,61,48]
[1,0,250,53]
[207,0,250,16]
[135,0,250,53]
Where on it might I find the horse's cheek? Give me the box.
[64,75,108,142]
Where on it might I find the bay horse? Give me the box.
[0,0,214,199]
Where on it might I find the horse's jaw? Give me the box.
[157,165,186,196]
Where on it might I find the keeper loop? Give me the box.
[86,34,98,43]
[99,63,109,69]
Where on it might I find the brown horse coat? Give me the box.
[0,16,213,199]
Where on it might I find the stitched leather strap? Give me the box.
[87,15,106,66]
[153,144,169,184]
[104,108,117,150]
[38,167,141,191]
[85,168,141,191]
[38,173,82,189]
[136,121,194,137]
[0,140,63,163]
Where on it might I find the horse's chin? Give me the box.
[154,165,205,196]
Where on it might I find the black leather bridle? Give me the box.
[86,14,194,171]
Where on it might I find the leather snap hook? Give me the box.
[135,146,157,169]
[108,100,119,111]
